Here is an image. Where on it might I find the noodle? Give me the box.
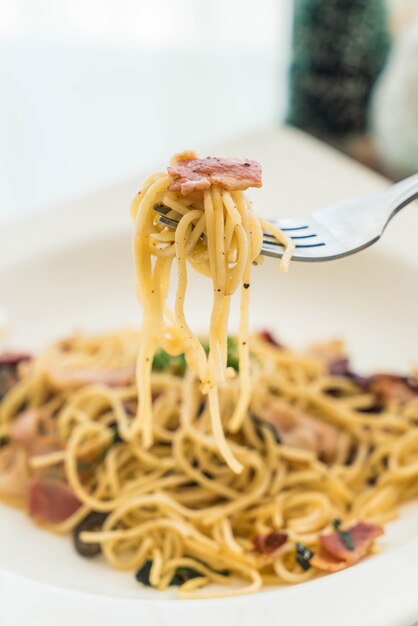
[129,153,294,471]
[1,329,418,596]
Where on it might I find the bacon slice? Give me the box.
[258,330,283,348]
[311,522,383,572]
[253,531,287,555]
[0,352,31,367]
[167,155,262,195]
[328,358,350,377]
[11,410,43,447]
[310,548,349,573]
[368,374,418,405]
[45,365,135,389]
[10,409,59,458]
[308,340,346,365]
[0,353,31,398]
[259,399,339,462]
[0,446,28,499]
[27,478,81,524]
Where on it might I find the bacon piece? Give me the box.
[310,548,349,572]
[0,354,31,398]
[0,352,31,367]
[311,522,383,572]
[11,410,42,447]
[258,330,283,348]
[0,446,28,499]
[167,155,262,195]
[328,358,350,377]
[368,374,418,405]
[308,340,346,365]
[27,478,81,524]
[10,409,59,457]
[259,399,339,462]
[46,365,135,390]
[253,531,287,555]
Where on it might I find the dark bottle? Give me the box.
[286,0,391,143]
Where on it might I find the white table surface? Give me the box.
[2,124,416,268]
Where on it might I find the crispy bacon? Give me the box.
[259,399,339,462]
[253,531,288,554]
[167,154,262,195]
[311,522,383,572]
[368,374,418,405]
[27,478,81,524]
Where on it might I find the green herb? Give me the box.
[152,349,186,375]
[170,560,229,586]
[198,337,240,372]
[77,426,120,473]
[169,566,202,586]
[0,367,18,400]
[135,559,153,586]
[202,341,210,354]
[112,425,122,445]
[295,543,314,571]
[226,337,239,372]
[250,414,282,444]
[332,518,354,551]
[135,559,229,588]
[77,460,94,473]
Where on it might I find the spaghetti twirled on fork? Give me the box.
[129,153,293,471]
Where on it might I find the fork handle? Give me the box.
[386,173,418,212]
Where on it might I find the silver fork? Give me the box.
[153,174,418,262]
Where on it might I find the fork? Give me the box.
[153,174,418,262]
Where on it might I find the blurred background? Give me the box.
[0,0,417,220]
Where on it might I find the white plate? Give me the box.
[1,128,418,626]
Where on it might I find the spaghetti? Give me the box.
[0,331,418,597]
[129,153,293,471]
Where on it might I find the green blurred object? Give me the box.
[152,349,186,376]
[287,0,391,140]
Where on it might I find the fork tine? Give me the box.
[262,240,326,250]
[155,209,336,261]
[263,232,317,240]
[158,215,326,250]
[157,215,180,229]
[156,211,318,241]
[153,203,171,215]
